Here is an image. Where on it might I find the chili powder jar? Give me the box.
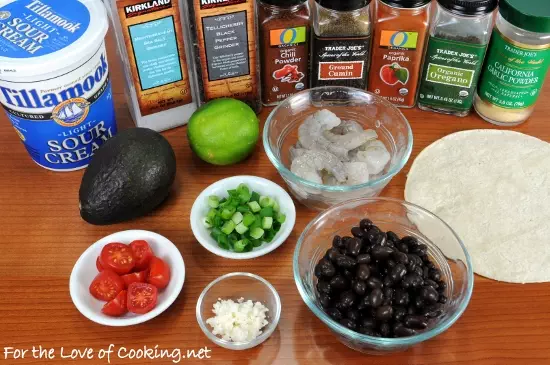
[368,0,431,108]
[258,0,311,106]
[310,0,373,89]
[418,0,498,117]
[474,0,550,126]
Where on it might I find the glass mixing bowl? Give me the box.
[263,86,413,211]
[293,198,473,354]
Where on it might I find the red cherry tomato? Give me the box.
[130,240,154,271]
[121,270,148,288]
[96,256,104,272]
[100,243,135,275]
[101,290,128,317]
[89,270,124,301]
[127,283,157,314]
[147,257,171,289]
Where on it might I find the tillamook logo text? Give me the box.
[125,0,172,18]
[200,0,246,10]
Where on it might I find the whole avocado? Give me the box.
[79,128,176,225]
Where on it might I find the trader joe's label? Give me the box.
[418,37,487,111]
[477,30,550,109]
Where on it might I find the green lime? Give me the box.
[187,98,260,165]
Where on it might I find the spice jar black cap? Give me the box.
[437,0,498,16]
[261,0,308,6]
[316,0,372,12]
[380,0,431,8]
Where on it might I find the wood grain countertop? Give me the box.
[0,27,549,365]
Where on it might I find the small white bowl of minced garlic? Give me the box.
[196,273,281,350]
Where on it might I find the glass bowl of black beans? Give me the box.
[293,197,473,354]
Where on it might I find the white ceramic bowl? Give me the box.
[190,176,296,260]
[69,230,185,326]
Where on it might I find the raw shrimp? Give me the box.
[291,150,347,184]
[290,146,308,161]
[330,120,364,135]
[354,140,391,175]
[323,129,378,151]
[298,109,341,150]
[344,162,370,185]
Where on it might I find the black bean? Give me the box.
[351,226,364,238]
[359,327,377,336]
[357,295,369,310]
[387,231,400,243]
[396,242,409,253]
[368,288,384,308]
[317,280,331,294]
[314,263,322,278]
[424,279,439,289]
[389,263,407,283]
[356,264,370,281]
[346,238,362,256]
[437,281,447,293]
[393,306,407,322]
[412,244,428,256]
[332,235,344,249]
[386,259,397,269]
[423,304,443,318]
[335,255,357,270]
[317,258,336,278]
[319,293,331,308]
[373,232,387,246]
[404,315,428,329]
[439,295,448,304]
[394,289,409,306]
[382,276,393,288]
[327,307,343,320]
[393,323,417,337]
[367,263,380,276]
[342,269,354,280]
[360,316,375,329]
[420,254,430,263]
[402,273,423,289]
[329,274,349,291]
[375,305,393,322]
[347,309,361,322]
[423,266,430,279]
[426,261,436,270]
[365,276,383,289]
[366,226,381,243]
[371,245,394,260]
[352,280,367,296]
[360,219,373,231]
[325,248,341,263]
[413,266,424,278]
[339,318,357,330]
[337,291,356,310]
[407,306,416,315]
[357,254,372,264]
[379,322,391,337]
[429,268,442,282]
[401,236,419,246]
[392,251,409,265]
[383,287,394,302]
[414,296,424,309]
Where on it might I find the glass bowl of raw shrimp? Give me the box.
[263,86,413,210]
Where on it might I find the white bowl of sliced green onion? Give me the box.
[190,176,296,260]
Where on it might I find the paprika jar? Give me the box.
[258,0,311,106]
[474,0,550,126]
[368,0,431,108]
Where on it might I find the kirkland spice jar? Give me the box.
[474,0,550,126]
[310,0,373,89]
[188,0,261,113]
[258,0,310,106]
[418,0,497,117]
[368,0,431,108]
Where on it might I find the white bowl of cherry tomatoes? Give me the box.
[69,230,185,326]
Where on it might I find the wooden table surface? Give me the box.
[1,29,550,365]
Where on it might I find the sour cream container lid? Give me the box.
[0,0,109,82]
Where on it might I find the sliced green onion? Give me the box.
[259,196,275,208]
[250,215,262,230]
[235,222,249,234]
[276,212,286,224]
[237,184,252,203]
[221,220,236,235]
[203,217,212,228]
[262,216,273,230]
[264,229,276,243]
[251,239,263,248]
[237,205,250,213]
[221,206,236,220]
[273,221,282,232]
[217,234,230,250]
[248,201,261,213]
[272,200,280,212]
[242,212,256,227]
[260,206,274,218]
[250,227,265,240]
[234,239,249,253]
[208,195,220,208]
[250,191,260,203]
[231,212,243,224]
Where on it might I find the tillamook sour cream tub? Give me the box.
[0,0,117,171]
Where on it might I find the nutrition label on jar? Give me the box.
[129,17,183,90]
[202,11,250,81]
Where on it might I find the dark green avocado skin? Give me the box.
[79,128,176,225]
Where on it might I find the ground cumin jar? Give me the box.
[368,0,431,108]
[258,0,310,106]
[474,0,550,126]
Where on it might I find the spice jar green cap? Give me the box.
[261,0,307,6]
[380,0,431,8]
[316,0,372,12]
[499,0,550,34]
[437,0,497,16]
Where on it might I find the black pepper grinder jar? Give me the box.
[310,0,373,89]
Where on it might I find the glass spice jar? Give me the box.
[310,0,373,89]
[474,0,550,126]
[368,0,431,108]
[258,0,311,106]
[417,0,497,117]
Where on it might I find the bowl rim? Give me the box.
[293,197,474,346]
[190,175,297,260]
[195,272,282,350]
[263,86,414,192]
[69,230,185,327]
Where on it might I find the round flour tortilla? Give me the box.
[405,130,550,284]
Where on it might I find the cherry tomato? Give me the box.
[101,290,127,317]
[127,283,157,314]
[130,240,154,271]
[89,270,124,301]
[147,257,171,289]
[96,256,104,272]
[100,243,135,275]
[121,270,148,288]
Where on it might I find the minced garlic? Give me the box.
[206,298,269,342]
